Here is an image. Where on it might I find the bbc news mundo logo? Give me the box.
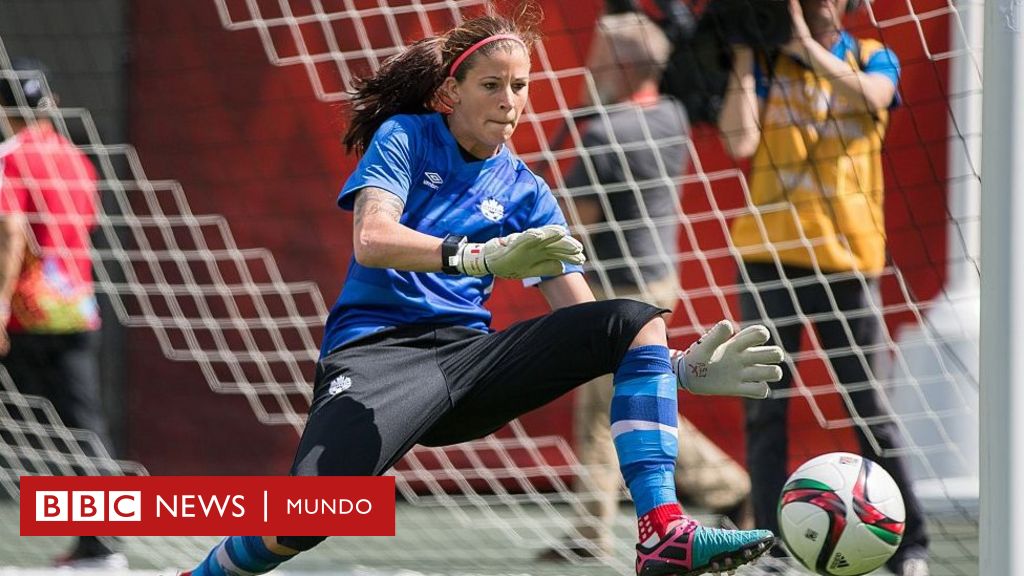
[20,476,395,536]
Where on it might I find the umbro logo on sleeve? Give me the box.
[422,172,444,189]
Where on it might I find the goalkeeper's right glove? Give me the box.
[455,225,586,279]
[671,320,784,399]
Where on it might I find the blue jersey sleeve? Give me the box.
[864,46,901,106]
[522,176,585,287]
[524,178,570,231]
[338,115,418,210]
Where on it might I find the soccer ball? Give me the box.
[778,452,905,575]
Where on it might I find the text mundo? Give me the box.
[286,497,373,515]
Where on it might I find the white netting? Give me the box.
[208,0,982,572]
[1,0,982,574]
[211,0,981,470]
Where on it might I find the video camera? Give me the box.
[605,0,793,124]
[700,0,793,49]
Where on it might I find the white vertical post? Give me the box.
[980,0,1024,572]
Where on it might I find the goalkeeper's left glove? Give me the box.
[671,320,784,399]
[456,225,585,279]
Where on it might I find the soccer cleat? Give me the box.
[635,517,776,576]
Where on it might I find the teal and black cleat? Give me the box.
[636,517,776,576]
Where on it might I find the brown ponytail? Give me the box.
[342,3,542,155]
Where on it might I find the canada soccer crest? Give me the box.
[480,198,504,222]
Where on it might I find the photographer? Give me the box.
[716,0,931,574]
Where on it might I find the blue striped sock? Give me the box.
[190,536,293,576]
[611,345,679,517]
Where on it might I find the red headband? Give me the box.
[448,34,527,77]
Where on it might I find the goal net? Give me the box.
[0,0,980,574]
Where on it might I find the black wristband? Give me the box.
[441,234,467,275]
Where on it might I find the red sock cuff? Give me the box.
[639,503,685,542]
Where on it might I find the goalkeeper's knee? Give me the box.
[275,535,327,552]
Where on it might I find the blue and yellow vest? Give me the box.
[730,37,893,275]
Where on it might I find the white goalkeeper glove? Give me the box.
[456,225,586,279]
[671,320,784,399]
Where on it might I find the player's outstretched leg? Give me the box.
[610,337,775,575]
[182,536,300,575]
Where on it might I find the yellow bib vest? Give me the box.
[730,39,890,275]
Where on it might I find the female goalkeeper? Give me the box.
[185,7,783,576]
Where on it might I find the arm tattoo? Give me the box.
[354,188,405,227]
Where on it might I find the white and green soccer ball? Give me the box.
[778,452,905,575]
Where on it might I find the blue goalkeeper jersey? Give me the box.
[321,112,580,356]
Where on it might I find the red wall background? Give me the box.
[128,0,949,477]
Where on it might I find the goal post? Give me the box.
[979,0,1024,572]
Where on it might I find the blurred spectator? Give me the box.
[542,12,752,562]
[0,57,126,570]
[717,0,929,573]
